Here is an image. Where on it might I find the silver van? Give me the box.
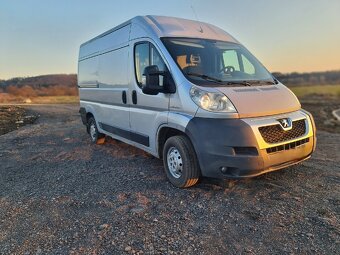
[78,16,316,188]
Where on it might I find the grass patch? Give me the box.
[290,84,340,98]
[30,96,79,104]
[0,95,79,104]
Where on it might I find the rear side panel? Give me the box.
[78,24,131,136]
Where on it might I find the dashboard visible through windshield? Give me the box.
[161,38,275,86]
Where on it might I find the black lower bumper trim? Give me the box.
[99,122,149,147]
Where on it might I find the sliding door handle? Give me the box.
[122,91,127,104]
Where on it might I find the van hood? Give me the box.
[217,84,301,118]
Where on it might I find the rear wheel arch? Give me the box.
[85,112,94,133]
[86,112,94,121]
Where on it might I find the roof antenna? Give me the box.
[191,4,203,33]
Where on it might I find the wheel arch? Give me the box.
[86,112,94,121]
[157,125,185,158]
[80,104,97,123]
[156,112,195,158]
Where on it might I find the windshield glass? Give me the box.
[161,38,275,86]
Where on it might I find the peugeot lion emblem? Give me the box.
[277,118,292,131]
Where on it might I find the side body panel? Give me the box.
[78,24,131,137]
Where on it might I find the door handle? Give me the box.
[122,91,127,104]
[132,90,137,104]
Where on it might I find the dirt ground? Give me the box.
[0,104,339,254]
[300,95,340,133]
[0,106,38,135]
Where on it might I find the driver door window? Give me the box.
[135,43,149,86]
[134,42,166,87]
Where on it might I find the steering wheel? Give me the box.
[220,65,235,74]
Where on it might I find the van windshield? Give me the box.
[161,38,275,86]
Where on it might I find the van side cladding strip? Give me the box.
[78,83,98,88]
[80,99,165,112]
[99,122,149,147]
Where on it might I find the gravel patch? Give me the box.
[0,104,339,254]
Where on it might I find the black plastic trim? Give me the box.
[185,117,259,178]
[99,122,149,147]
[132,90,137,104]
[122,91,127,104]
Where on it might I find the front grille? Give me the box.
[259,119,306,144]
[266,138,310,154]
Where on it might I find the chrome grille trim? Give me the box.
[259,119,306,144]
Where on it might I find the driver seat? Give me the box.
[183,54,203,74]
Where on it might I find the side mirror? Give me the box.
[142,65,165,95]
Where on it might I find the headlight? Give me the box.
[189,86,237,112]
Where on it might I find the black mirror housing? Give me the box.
[142,65,164,95]
[144,65,160,85]
[142,86,163,95]
[142,65,176,95]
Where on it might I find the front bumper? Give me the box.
[185,110,316,179]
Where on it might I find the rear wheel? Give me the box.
[87,117,105,144]
[163,135,200,188]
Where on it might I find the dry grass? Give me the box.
[28,96,79,104]
[1,82,79,104]
[290,84,340,98]
[0,94,79,104]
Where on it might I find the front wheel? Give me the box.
[163,135,200,188]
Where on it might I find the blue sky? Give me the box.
[1,0,339,79]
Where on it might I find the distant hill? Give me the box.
[273,70,340,86]
[0,74,77,90]
[0,74,78,97]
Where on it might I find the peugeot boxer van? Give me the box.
[78,16,316,188]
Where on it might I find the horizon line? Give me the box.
[2,69,340,81]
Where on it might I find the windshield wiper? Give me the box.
[247,80,277,85]
[227,80,276,86]
[226,81,252,86]
[186,72,223,84]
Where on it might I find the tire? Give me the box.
[87,117,105,144]
[163,135,200,188]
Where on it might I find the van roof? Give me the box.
[81,15,238,47]
[139,15,238,42]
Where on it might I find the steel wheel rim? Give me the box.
[90,123,97,141]
[167,147,183,178]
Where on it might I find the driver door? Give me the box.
[129,41,171,151]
